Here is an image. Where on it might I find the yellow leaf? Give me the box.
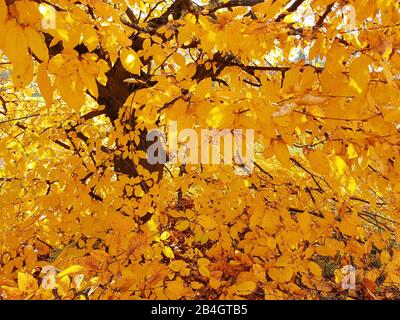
[165,277,191,299]
[307,150,330,175]
[79,65,98,98]
[55,74,85,109]
[381,250,390,264]
[196,78,212,99]
[206,105,234,129]
[12,55,34,88]
[14,0,41,25]
[347,144,358,159]
[59,274,71,287]
[197,215,217,229]
[236,280,256,295]
[120,47,141,75]
[308,36,325,62]
[273,141,291,168]
[17,273,27,291]
[308,261,322,279]
[190,281,204,289]
[339,217,357,236]
[160,230,170,241]
[25,27,48,62]
[18,272,36,291]
[57,265,84,278]
[349,55,370,94]
[198,258,210,266]
[209,277,221,289]
[334,269,343,284]
[0,0,7,25]
[3,21,28,69]
[37,62,53,107]
[163,246,175,259]
[82,25,98,52]
[333,155,347,176]
[199,265,210,278]
[175,220,189,231]
[252,264,266,283]
[268,267,293,283]
[347,176,357,195]
[169,260,187,272]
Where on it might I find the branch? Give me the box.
[125,7,139,25]
[82,108,106,121]
[294,111,382,122]
[290,157,324,192]
[144,0,165,22]
[148,0,187,27]
[0,113,40,125]
[275,0,306,22]
[254,161,274,179]
[314,2,336,29]
[205,0,264,13]
[53,139,71,150]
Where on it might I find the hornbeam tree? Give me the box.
[1,0,400,300]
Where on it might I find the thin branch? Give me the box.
[206,0,264,13]
[314,2,336,29]
[294,111,382,122]
[144,0,165,22]
[275,0,306,22]
[0,113,40,125]
[253,161,274,179]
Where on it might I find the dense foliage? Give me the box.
[1,0,400,299]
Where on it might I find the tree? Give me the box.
[0,0,400,300]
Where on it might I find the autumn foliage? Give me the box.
[1,0,400,300]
